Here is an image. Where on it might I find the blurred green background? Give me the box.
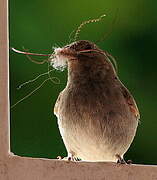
[10,0,157,164]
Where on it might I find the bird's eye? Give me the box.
[65,45,70,48]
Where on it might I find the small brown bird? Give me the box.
[52,40,140,163]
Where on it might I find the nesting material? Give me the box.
[50,48,68,71]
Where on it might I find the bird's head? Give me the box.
[51,40,117,79]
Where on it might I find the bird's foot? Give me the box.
[116,154,126,164]
[126,160,132,164]
[116,154,132,164]
[57,155,81,161]
[57,156,62,160]
[67,152,81,161]
[67,156,81,161]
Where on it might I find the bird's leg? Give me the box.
[67,153,75,161]
[116,154,126,164]
[67,153,81,161]
[57,153,80,161]
[116,154,132,164]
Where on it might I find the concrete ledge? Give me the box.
[0,155,156,180]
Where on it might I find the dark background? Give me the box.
[10,0,157,164]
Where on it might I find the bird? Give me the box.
[52,40,140,163]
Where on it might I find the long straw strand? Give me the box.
[11,47,51,64]
[47,63,61,84]
[74,14,106,41]
[17,70,54,90]
[11,78,50,109]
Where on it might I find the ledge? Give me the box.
[0,155,156,180]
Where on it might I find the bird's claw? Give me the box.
[116,154,132,164]
[57,155,81,161]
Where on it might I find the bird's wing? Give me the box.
[121,85,140,120]
[54,91,63,117]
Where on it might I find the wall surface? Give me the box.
[9,0,157,165]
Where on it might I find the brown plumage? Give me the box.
[53,40,140,162]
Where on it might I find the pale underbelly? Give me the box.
[58,119,138,162]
